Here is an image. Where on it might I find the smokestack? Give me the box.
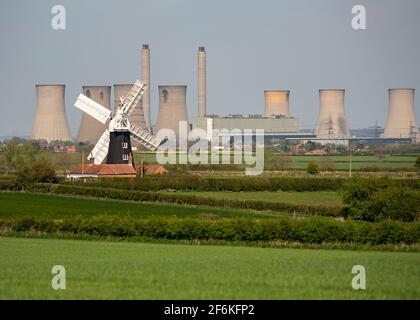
[141,44,151,132]
[155,85,189,142]
[31,85,72,143]
[315,89,350,139]
[114,84,146,128]
[76,86,111,145]
[384,89,419,141]
[264,90,290,117]
[198,46,206,117]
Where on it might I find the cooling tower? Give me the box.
[141,44,151,132]
[264,90,290,117]
[31,85,72,143]
[315,89,350,139]
[114,84,146,128]
[384,89,419,140]
[198,46,206,117]
[155,86,189,141]
[76,86,111,145]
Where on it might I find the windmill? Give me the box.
[74,80,161,165]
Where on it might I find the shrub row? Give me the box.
[24,183,345,217]
[0,178,18,191]
[66,176,420,192]
[68,176,348,192]
[3,215,420,245]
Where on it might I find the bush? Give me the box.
[16,160,58,187]
[366,188,419,222]
[307,162,320,175]
[341,176,420,222]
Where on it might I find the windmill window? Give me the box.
[122,154,129,160]
[122,142,128,149]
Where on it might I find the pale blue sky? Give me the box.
[0,0,419,137]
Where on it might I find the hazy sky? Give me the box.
[1,0,419,137]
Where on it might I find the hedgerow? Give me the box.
[2,215,420,245]
[66,176,420,192]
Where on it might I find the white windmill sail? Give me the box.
[87,129,110,164]
[121,80,147,116]
[75,94,112,124]
[130,123,161,151]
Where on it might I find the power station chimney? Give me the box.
[198,46,206,117]
[76,86,111,145]
[264,90,290,117]
[384,89,419,141]
[315,89,350,139]
[155,85,189,142]
[31,85,72,143]
[141,44,151,132]
[114,84,146,128]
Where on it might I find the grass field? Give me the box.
[1,237,419,299]
[174,191,342,206]
[0,192,281,220]
[134,152,418,170]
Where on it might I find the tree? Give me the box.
[373,146,386,162]
[277,155,292,170]
[304,141,317,152]
[415,156,420,171]
[3,142,36,174]
[16,159,58,187]
[307,162,319,175]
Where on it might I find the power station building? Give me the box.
[264,90,290,117]
[315,89,350,143]
[197,47,207,117]
[155,85,189,144]
[141,44,152,132]
[192,115,300,141]
[31,85,73,143]
[384,89,419,142]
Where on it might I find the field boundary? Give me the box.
[2,233,420,252]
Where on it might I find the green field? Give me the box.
[174,191,342,206]
[0,192,280,220]
[134,152,418,170]
[1,237,419,299]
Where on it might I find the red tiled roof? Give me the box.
[70,164,137,176]
[135,164,168,175]
[70,164,101,174]
[98,164,137,176]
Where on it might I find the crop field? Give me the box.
[0,192,283,220]
[1,237,419,299]
[133,152,418,170]
[173,191,342,206]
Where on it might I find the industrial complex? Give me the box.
[30,45,419,148]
